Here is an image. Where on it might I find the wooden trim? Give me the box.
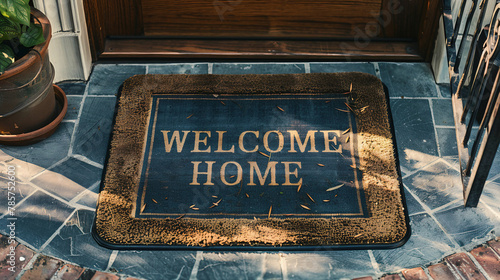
[418,0,443,61]
[82,0,105,61]
[100,38,422,61]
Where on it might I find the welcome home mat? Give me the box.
[93,73,410,250]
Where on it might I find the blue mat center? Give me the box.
[135,94,368,218]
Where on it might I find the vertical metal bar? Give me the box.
[464,87,500,207]
[455,0,490,94]
[461,51,487,122]
[451,0,470,47]
[466,67,500,174]
[463,70,491,146]
[456,0,479,70]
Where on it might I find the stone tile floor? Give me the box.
[1,62,500,280]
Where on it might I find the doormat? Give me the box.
[93,73,410,250]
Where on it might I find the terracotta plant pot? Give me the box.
[0,9,56,135]
[0,8,60,138]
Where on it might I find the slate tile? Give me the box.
[52,263,85,280]
[196,252,271,280]
[405,161,462,210]
[0,191,74,249]
[56,82,86,96]
[212,63,306,74]
[372,213,455,272]
[446,253,487,280]
[401,267,429,279]
[486,153,500,181]
[75,186,99,209]
[112,250,197,280]
[29,170,88,203]
[19,255,63,280]
[31,158,101,201]
[431,99,454,126]
[434,204,500,247]
[284,250,377,279]
[403,185,425,216]
[51,158,101,187]
[0,149,14,162]
[0,122,74,170]
[87,65,146,95]
[0,243,35,280]
[480,181,500,214]
[378,63,438,98]
[470,246,500,279]
[436,128,458,157]
[427,263,456,280]
[0,180,36,216]
[390,99,439,173]
[148,63,209,74]
[66,96,83,120]
[44,210,112,271]
[310,62,376,75]
[438,84,452,98]
[72,97,116,166]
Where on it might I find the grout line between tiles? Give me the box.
[403,183,461,249]
[430,198,462,214]
[85,95,117,98]
[0,191,36,220]
[434,125,456,129]
[189,251,203,280]
[373,62,382,80]
[68,81,91,156]
[304,63,311,73]
[38,208,78,252]
[71,154,104,169]
[208,63,213,74]
[105,250,119,272]
[422,267,435,280]
[440,157,461,173]
[401,158,441,180]
[28,156,70,182]
[68,181,100,206]
[368,250,381,275]
[279,252,288,280]
[465,251,495,280]
[145,65,150,74]
[429,99,442,158]
[256,254,267,280]
[19,252,41,278]
[23,179,83,209]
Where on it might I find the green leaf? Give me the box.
[0,0,30,26]
[20,22,45,48]
[0,15,21,43]
[0,44,15,73]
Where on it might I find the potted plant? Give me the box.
[0,0,67,145]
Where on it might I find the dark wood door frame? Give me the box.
[83,0,441,62]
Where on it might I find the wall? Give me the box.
[33,0,92,82]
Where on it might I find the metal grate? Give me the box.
[444,0,500,207]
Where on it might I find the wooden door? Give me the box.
[83,0,441,61]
